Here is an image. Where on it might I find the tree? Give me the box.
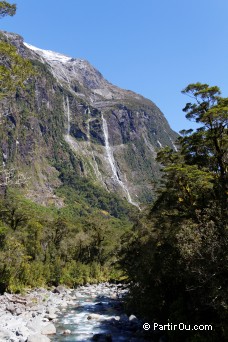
[122,83,228,341]
[0,38,34,98]
[0,1,34,99]
[0,1,16,18]
[181,83,227,196]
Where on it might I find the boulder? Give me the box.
[27,316,43,333]
[16,307,23,315]
[47,313,57,320]
[46,307,56,315]
[87,313,102,320]
[129,314,138,323]
[27,334,51,342]
[0,328,10,340]
[45,309,57,320]
[6,303,16,314]
[62,329,71,335]
[59,300,68,308]
[18,338,27,342]
[52,285,66,294]
[41,323,56,335]
[16,326,30,338]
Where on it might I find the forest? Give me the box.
[121,83,228,341]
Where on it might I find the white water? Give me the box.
[62,101,139,208]
[65,97,71,136]
[50,284,145,342]
[157,140,163,148]
[63,100,106,186]
[142,133,156,158]
[63,97,79,151]
[164,130,178,151]
[101,114,139,207]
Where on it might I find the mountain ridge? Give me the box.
[0,30,178,206]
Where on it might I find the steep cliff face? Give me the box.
[0,31,178,206]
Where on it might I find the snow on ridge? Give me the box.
[24,42,72,63]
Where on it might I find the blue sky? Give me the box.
[1,0,228,132]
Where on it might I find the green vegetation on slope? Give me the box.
[0,184,133,293]
[121,83,228,341]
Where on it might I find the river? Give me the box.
[49,283,147,342]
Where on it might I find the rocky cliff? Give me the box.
[0,31,178,207]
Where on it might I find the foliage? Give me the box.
[0,38,35,98]
[0,3,34,99]
[57,168,135,219]
[0,1,16,18]
[0,40,34,98]
[0,185,132,292]
[122,83,228,341]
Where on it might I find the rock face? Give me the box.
[0,31,178,205]
[27,334,51,342]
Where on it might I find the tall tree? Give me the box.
[122,83,228,341]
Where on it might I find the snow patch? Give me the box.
[24,42,72,64]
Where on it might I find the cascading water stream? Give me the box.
[86,110,107,189]
[62,96,71,141]
[63,101,139,208]
[164,129,178,151]
[101,114,139,207]
[50,284,146,342]
[66,97,71,137]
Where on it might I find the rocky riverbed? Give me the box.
[0,283,147,342]
[0,285,74,342]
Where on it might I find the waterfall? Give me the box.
[157,140,163,148]
[63,102,139,208]
[102,115,120,184]
[86,110,108,189]
[164,130,178,151]
[66,97,70,137]
[101,114,139,207]
[63,96,70,137]
[63,96,78,150]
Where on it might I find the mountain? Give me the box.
[0,31,178,207]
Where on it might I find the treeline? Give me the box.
[122,83,227,341]
[0,181,133,293]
